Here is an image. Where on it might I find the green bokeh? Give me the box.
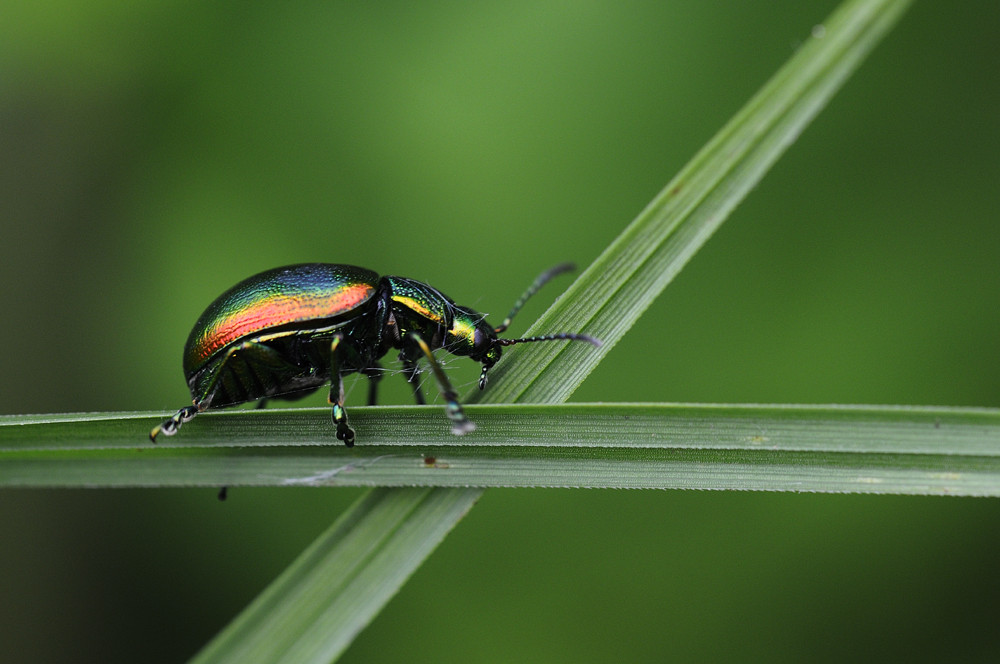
[2,2,1000,662]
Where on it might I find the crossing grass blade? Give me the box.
[474,0,914,405]
[188,487,481,664]
[0,1,915,662]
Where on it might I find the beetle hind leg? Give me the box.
[150,405,200,442]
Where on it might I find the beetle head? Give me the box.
[445,306,498,360]
[444,264,602,390]
[446,305,601,390]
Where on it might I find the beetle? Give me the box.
[150,263,599,446]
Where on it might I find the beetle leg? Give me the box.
[149,405,200,443]
[364,363,383,406]
[151,338,287,443]
[327,333,355,447]
[406,332,475,435]
[399,352,426,405]
[192,338,295,408]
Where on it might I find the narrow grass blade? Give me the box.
[8,403,998,495]
[189,487,480,664]
[477,0,914,405]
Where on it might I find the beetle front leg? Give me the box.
[327,333,355,447]
[150,405,200,442]
[406,332,475,435]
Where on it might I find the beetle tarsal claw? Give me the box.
[337,426,356,448]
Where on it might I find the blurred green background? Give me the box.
[2,1,1000,662]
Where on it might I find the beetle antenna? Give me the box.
[497,333,602,348]
[478,332,601,389]
[494,263,576,334]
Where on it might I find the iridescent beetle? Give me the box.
[151,263,599,446]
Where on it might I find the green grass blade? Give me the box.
[9,403,998,495]
[477,0,913,405]
[0,1,913,662]
[189,487,480,664]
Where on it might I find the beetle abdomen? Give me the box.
[183,264,380,374]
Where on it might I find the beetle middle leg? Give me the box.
[363,363,383,406]
[327,332,355,447]
[406,332,475,435]
[399,353,426,405]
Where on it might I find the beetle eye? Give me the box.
[474,325,498,356]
